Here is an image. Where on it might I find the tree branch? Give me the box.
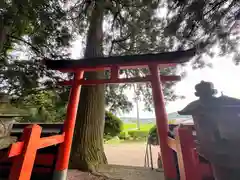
[64,0,90,21]
[8,35,44,56]
[108,33,132,55]
[203,0,229,16]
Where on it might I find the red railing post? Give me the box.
[175,128,201,180]
[53,71,84,180]
[149,65,177,180]
[9,125,42,180]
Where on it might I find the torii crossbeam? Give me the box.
[5,48,196,180]
[45,48,195,180]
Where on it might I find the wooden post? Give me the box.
[9,125,42,180]
[175,128,201,180]
[53,71,84,180]
[149,65,177,180]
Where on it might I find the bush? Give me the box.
[119,131,130,140]
[127,130,149,140]
[148,124,177,145]
[149,125,157,138]
[148,125,159,145]
[104,111,123,138]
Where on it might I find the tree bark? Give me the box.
[69,1,107,171]
[0,23,8,56]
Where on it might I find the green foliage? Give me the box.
[0,0,238,129]
[104,111,123,138]
[102,0,184,111]
[149,125,158,139]
[0,0,72,108]
[2,0,238,170]
[118,123,154,141]
[127,130,149,140]
[148,125,159,145]
[119,130,149,141]
[123,123,138,130]
[148,123,176,145]
[119,131,130,140]
[13,90,66,122]
[164,0,240,66]
[123,123,154,131]
[105,85,133,113]
[0,0,71,59]
[0,0,239,116]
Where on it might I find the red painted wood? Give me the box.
[8,142,23,158]
[55,71,84,171]
[8,134,64,157]
[176,128,201,180]
[9,125,42,180]
[0,154,55,169]
[30,167,52,173]
[60,75,181,86]
[0,166,52,173]
[110,65,119,80]
[44,48,196,72]
[38,134,64,149]
[175,131,186,180]
[35,154,55,166]
[57,63,176,72]
[149,65,178,179]
[1,52,194,179]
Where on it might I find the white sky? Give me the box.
[127,56,240,118]
[71,38,240,119]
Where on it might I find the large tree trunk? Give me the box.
[69,2,107,171]
[0,23,8,56]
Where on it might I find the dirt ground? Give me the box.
[67,142,164,180]
[68,166,165,180]
[104,142,159,168]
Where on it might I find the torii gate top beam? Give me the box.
[44,48,196,72]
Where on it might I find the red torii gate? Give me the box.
[5,48,196,180]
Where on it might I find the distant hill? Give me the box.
[120,112,192,124]
[120,117,155,124]
[167,112,192,120]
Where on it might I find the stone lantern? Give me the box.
[0,93,29,150]
[178,81,240,180]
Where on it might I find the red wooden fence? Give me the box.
[7,124,64,180]
[167,126,213,180]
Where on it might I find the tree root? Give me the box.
[89,165,124,180]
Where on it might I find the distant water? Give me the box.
[120,117,155,124]
[120,112,192,124]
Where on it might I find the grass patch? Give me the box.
[119,123,155,141]
[105,123,155,144]
[105,121,177,144]
[127,130,149,139]
[123,123,154,131]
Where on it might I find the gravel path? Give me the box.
[68,142,164,180]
